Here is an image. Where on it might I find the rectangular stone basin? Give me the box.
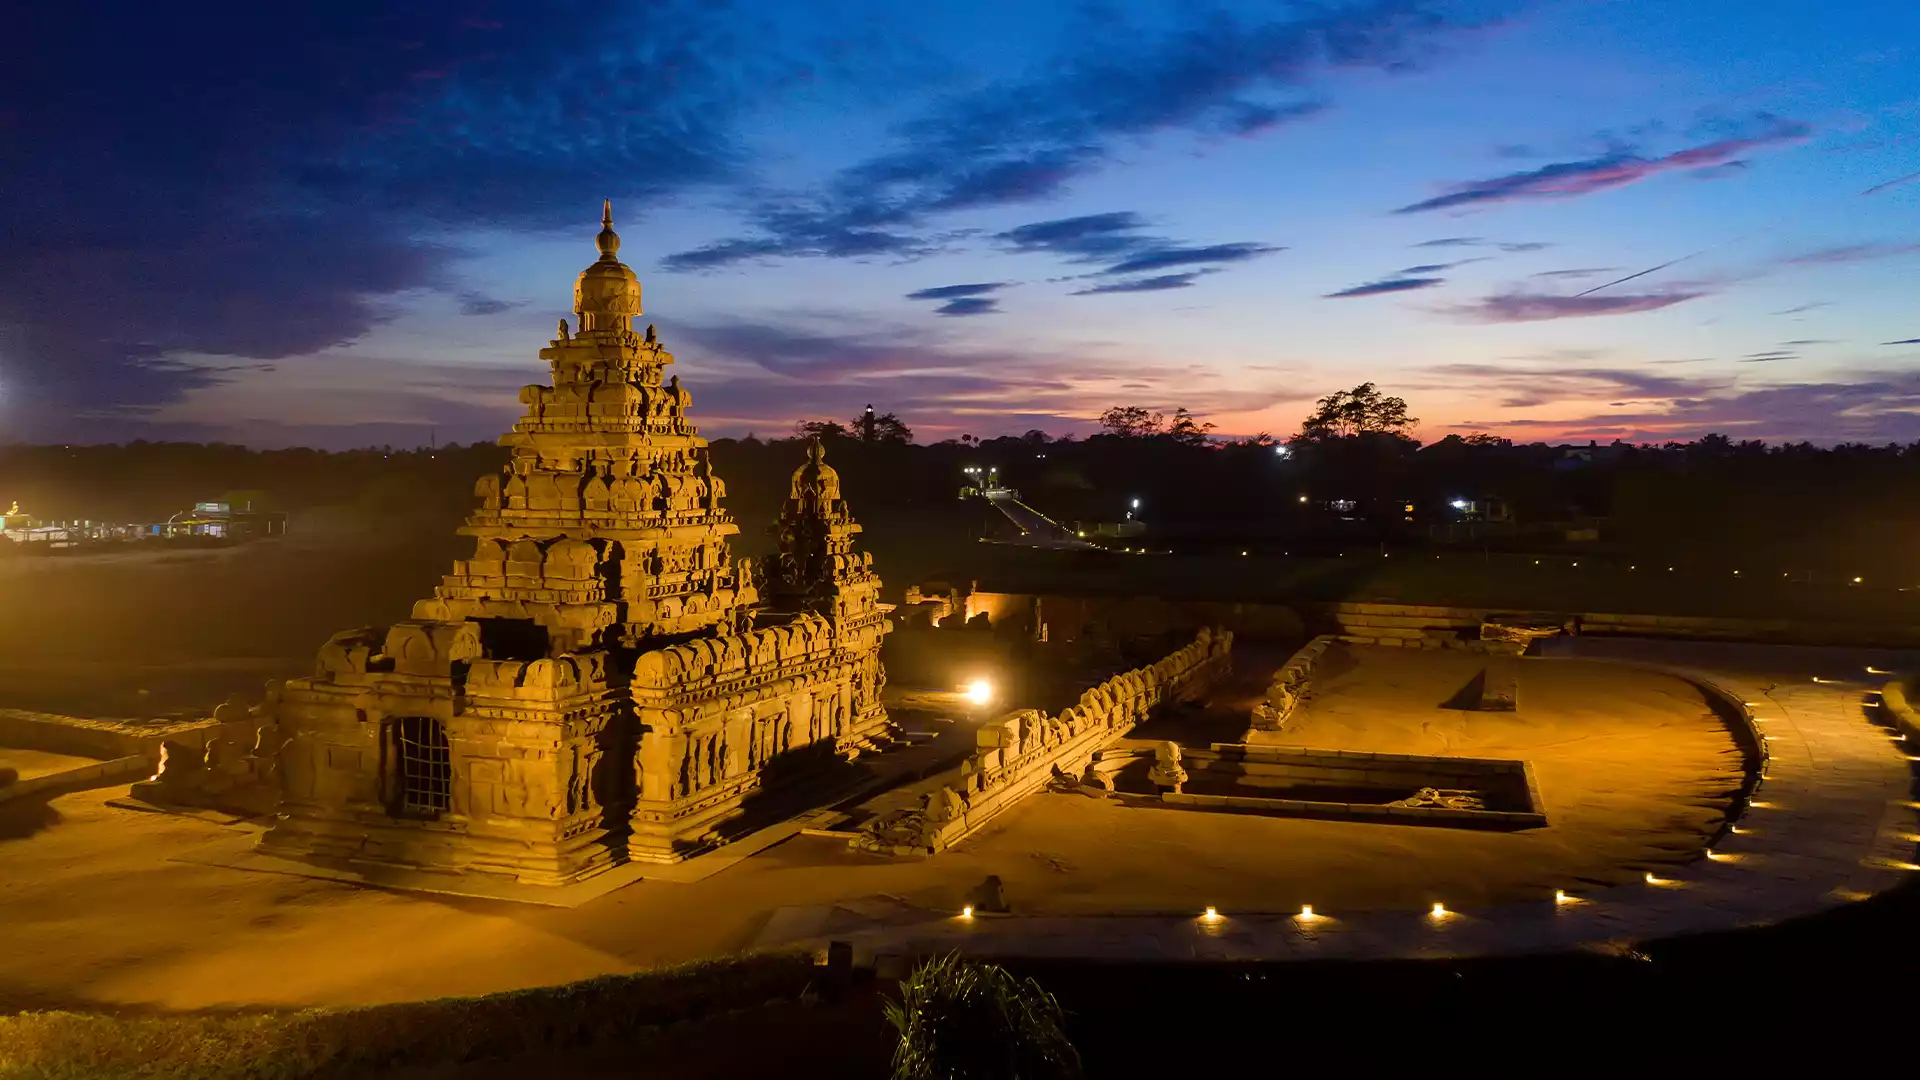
[1097,743,1546,830]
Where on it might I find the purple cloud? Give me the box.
[1324,275,1445,298]
[1395,115,1811,214]
[1447,288,1708,322]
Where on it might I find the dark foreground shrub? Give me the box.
[0,951,816,1080]
[885,954,1079,1080]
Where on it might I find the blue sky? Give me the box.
[1,0,1916,448]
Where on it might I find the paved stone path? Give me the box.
[753,639,1920,965]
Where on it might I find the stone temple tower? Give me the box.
[260,204,891,883]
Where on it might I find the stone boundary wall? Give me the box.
[0,709,224,763]
[0,754,149,805]
[855,627,1234,855]
[1252,635,1337,731]
[1328,602,1920,649]
[955,589,1920,649]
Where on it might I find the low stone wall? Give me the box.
[855,627,1234,855]
[0,754,151,805]
[0,708,223,762]
[1252,635,1336,731]
[1326,602,1920,649]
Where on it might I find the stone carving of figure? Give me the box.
[645,323,657,344]
[558,318,571,343]
[1146,742,1187,794]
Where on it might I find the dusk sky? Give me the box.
[3,0,1917,449]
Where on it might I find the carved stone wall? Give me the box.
[1251,634,1337,732]
[856,627,1233,855]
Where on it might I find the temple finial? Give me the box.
[595,199,620,260]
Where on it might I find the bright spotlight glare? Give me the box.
[964,679,993,706]
[1449,499,1468,510]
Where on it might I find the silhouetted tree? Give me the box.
[795,419,850,441]
[851,408,914,444]
[1097,406,1164,438]
[1293,383,1417,443]
[1165,407,1215,447]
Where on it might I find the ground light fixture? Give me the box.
[960,905,974,919]
[1299,905,1316,920]
[1554,890,1572,904]
[963,679,993,707]
[1430,902,1447,918]
[1202,906,1220,921]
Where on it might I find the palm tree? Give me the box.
[885,954,1080,1079]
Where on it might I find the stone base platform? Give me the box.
[174,805,853,908]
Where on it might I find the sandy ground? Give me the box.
[0,642,1744,1012]
[0,517,465,718]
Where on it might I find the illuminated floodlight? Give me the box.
[1241,551,1249,556]
[961,905,974,919]
[963,679,993,707]
[1644,872,1663,885]
[1130,498,1141,509]
[1299,905,1316,920]
[1298,494,1308,503]
[1854,576,1865,584]
[1449,498,1468,510]
[1202,906,1220,921]
[1430,902,1448,918]
[1554,890,1573,905]
[1868,666,1893,676]
[1274,444,1290,457]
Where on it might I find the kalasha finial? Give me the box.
[807,437,826,464]
[595,199,620,260]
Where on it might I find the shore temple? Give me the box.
[259,203,892,884]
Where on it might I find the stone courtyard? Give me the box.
[11,631,1908,1011]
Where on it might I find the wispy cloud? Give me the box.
[1395,113,1811,214]
[989,211,1280,292]
[1885,338,1920,346]
[1532,267,1618,279]
[904,281,1009,316]
[1446,288,1708,322]
[1780,241,1920,265]
[904,282,1006,301]
[1101,242,1281,276]
[1454,369,1920,445]
[667,1,1515,270]
[456,292,524,316]
[1073,272,1214,295]
[1325,275,1445,298]
[1772,301,1831,315]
